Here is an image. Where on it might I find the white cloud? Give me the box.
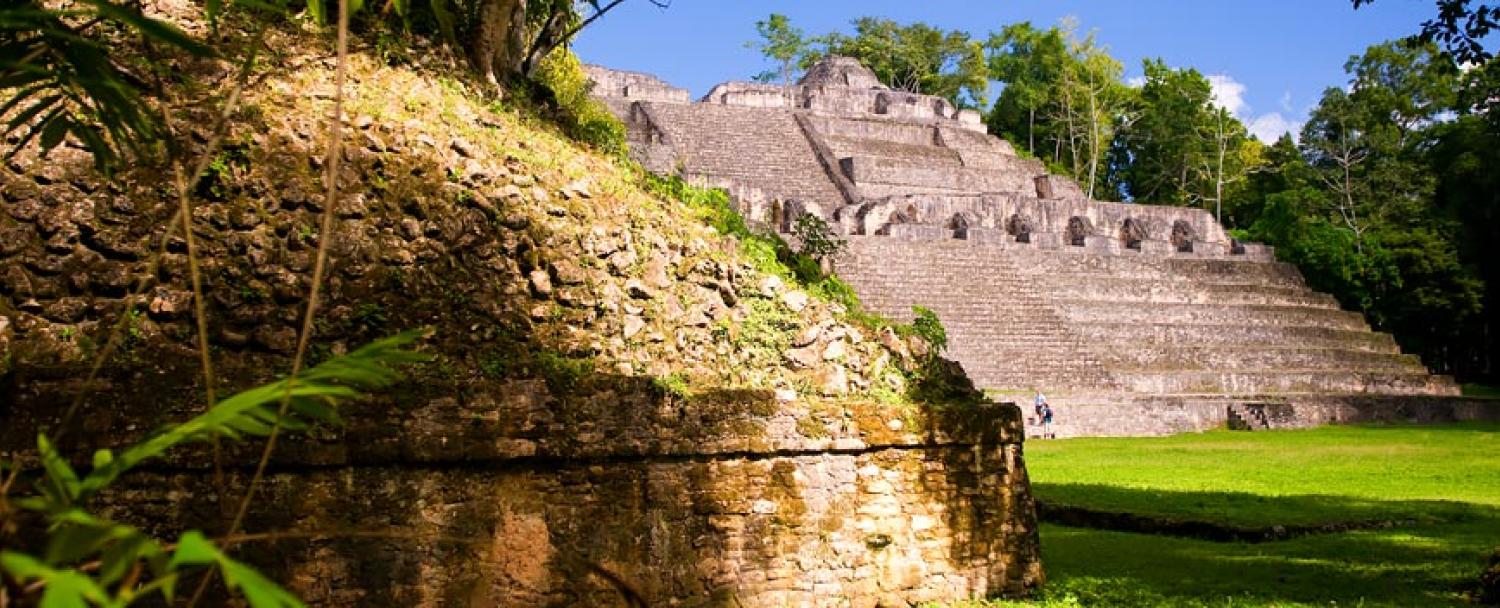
[1207,74,1248,116]
[1125,75,1145,88]
[1205,73,1302,142]
[1247,112,1301,143]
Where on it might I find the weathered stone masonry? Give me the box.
[8,373,1041,606]
[588,57,1483,437]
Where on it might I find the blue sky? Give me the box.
[573,0,1438,142]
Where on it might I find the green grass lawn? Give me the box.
[969,423,1500,607]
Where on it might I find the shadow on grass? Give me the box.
[1032,482,1496,529]
[1024,484,1500,606]
[1036,519,1495,607]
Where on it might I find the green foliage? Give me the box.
[0,0,217,174]
[735,298,798,355]
[531,48,627,157]
[1237,40,1488,377]
[1353,0,1497,65]
[748,13,807,84]
[789,213,846,264]
[1,331,427,606]
[534,350,594,393]
[651,373,693,400]
[985,21,1131,198]
[905,306,948,354]
[807,17,989,108]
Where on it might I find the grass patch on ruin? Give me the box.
[971,424,1500,607]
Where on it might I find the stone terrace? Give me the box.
[586,57,1463,437]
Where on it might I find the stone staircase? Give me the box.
[836,238,1459,408]
[837,237,1117,392]
[1004,246,1457,398]
[635,102,847,206]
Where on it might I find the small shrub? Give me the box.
[535,351,595,393]
[652,373,694,399]
[907,306,948,354]
[790,213,846,264]
[533,49,627,157]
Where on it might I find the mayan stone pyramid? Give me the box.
[586,56,1460,436]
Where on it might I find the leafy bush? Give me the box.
[532,49,627,157]
[790,213,846,263]
[0,331,428,607]
[906,306,948,354]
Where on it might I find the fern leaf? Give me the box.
[75,330,428,498]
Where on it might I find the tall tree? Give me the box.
[749,13,808,85]
[1249,40,1484,375]
[985,22,1069,155]
[984,20,1128,198]
[1116,59,1216,205]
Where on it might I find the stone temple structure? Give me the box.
[587,57,1474,437]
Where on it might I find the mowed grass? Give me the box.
[973,424,1500,607]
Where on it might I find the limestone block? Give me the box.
[1191,240,1228,257]
[1030,233,1061,249]
[956,109,985,132]
[1139,239,1173,256]
[624,83,690,103]
[966,227,1007,246]
[1083,234,1116,254]
[887,224,951,241]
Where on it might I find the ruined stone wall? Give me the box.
[9,368,1041,606]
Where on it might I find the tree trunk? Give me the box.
[1028,107,1035,155]
[472,0,528,85]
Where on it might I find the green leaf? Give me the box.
[307,0,327,25]
[38,113,72,152]
[166,532,304,608]
[39,570,110,608]
[6,94,61,130]
[0,552,111,608]
[44,522,112,566]
[75,330,427,499]
[37,434,79,506]
[166,530,220,568]
[81,0,213,57]
[90,449,113,470]
[221,559,305,608]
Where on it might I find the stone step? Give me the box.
[1034,277,1341,309]
[822,135,962,166]
[1111,370,1459,396]
[1053,300,1370,331]
[1096,346,1427,373]
[1067,322,1401,353]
